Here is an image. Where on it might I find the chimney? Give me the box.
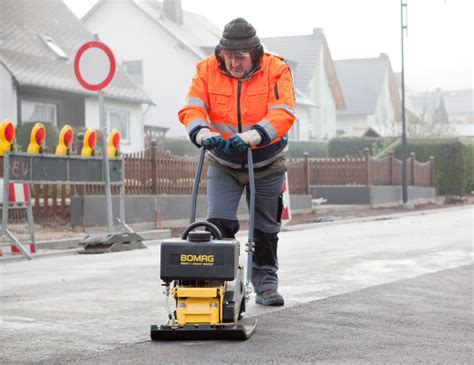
[379,53,389,62]
[163,0,183,25]
[313,28,323,37]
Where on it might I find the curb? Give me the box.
[33,228,172,250]
[0,228,172,264]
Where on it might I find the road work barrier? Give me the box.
[0,181,36,256]
[0,119,140,260]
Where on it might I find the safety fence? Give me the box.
[0,147,434,223]
[288,150,435,194]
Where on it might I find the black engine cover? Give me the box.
[160,237,239,282]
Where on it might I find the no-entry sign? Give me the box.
[74,41,116,91]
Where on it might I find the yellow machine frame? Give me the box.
[173,284,226,325]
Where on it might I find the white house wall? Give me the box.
[84,1,200,138]
[337,115,371,137]
[373,70,397,136]
[0,64,18,124]
[309,49,337,140]
[291,104,312,141]
[85,97,144,153]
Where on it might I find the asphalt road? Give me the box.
[63,265,474,364]
[1,206,472,363]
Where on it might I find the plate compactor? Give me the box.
[150,149,258,341]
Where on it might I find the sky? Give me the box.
[64,0,473,93]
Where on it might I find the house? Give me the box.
[394,74,472,137]
[334,54,401,137]
[262,29,346,141]
[404,88,452,136]
[0,0,153,153]
[408,89,449,125]
[443,89,474,124]
[83,0,223,138]
[442,89,474,137]
[83,1,328,141]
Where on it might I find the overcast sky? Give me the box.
[64,0,473,92]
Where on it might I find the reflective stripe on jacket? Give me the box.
[178,52,296,168]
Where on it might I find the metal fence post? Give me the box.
[303,152,310,195]
[151,139,158,195]
[364,148,371,185]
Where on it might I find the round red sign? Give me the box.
[74,41,116,91]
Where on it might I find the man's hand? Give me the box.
[224,130,262,154]
[196,128,225,151]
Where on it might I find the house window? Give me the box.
[122,60,143,86]
[40,35,68,60]
[107,110,130,144]
[20,100,57,125]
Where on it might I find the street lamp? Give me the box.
[400,0,409,205]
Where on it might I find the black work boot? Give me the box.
[255,290,284,306]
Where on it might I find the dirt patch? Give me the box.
[3,223,84,243]
[288,202,468,226]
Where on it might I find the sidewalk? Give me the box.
[1,202,471,263]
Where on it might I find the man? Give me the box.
[178,18,295,306]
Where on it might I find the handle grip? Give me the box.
[181,221,223,240]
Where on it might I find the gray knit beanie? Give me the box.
[219,18,261,50]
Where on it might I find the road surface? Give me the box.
[1,206,472,363]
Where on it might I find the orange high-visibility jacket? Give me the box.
[178,52,296,168]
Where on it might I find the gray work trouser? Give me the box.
[207,163,284,293]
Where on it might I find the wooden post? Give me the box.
[364,148,371,185]
[410,152,416,185]
[151,139,158,195]
[389,152,394,185]
[430,156,435,188]
[303,152,310,195]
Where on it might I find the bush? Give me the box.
[15,122,59,153]
[163,138,329,158]
[327,137,396,157]
[460,138,474,193]
[163,137,199,156]
[287,141,328,158]
[392,138,473,196]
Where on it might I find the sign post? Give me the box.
[74,38,116,233]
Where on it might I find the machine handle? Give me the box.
[246,148,255,291]
[181,221,223,240]
[190,148,206,224]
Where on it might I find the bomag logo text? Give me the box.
[180,254,214,265]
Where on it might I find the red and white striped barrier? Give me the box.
[0,179,35,256]
[281,172,291,225]
[0,243,36,256]
[0,181,30,203]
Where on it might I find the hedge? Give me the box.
[460,138,474,193]
[287,141,328,158]
[15,122,59,153]
[392,137,474,196]
[163,138,329,158]
[163,138,199,156]
[327,137,396,157]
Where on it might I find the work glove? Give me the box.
[195,128,225,152]
[224,129,262,154]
